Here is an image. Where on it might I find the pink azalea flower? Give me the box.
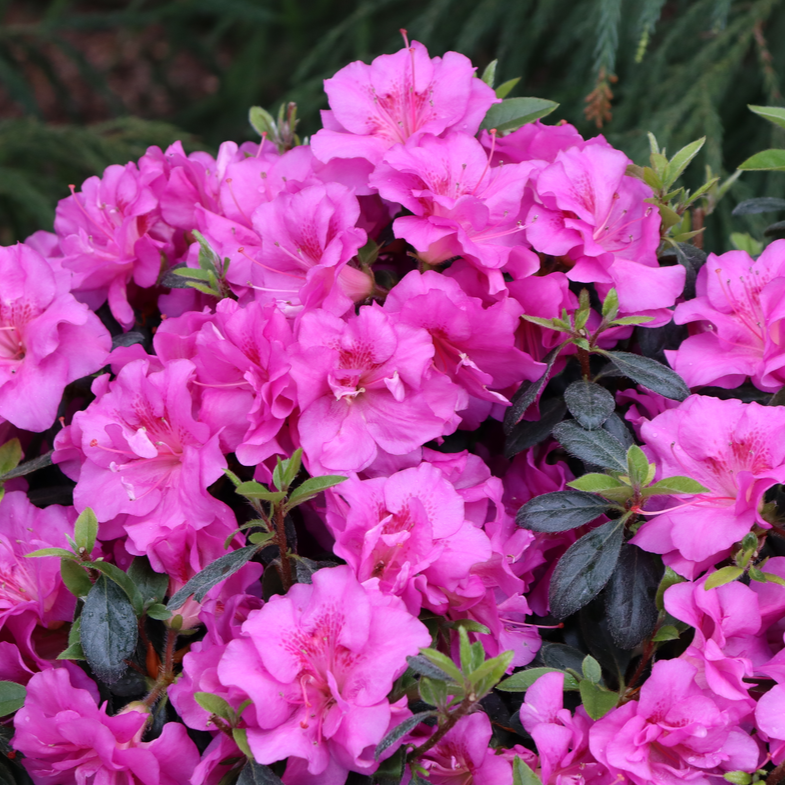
[155,299,296,464]
[13,668,200,785]
[481,119,587,166]
[0,491,77,669]
[632,395,785,578]
[0,242,110,431]
[519,672,612,785]
[249,182,373,316]
[216,565,431,784]
[55,162,171,329]
[325,461,491,614]
[383,270,543,412]
[371,133,537,293]
[755,684,785,764]
[311,40,497,167]
[415,712,532,785]
[53,356,235,578]
[664,577,763,706]
[667,240,785,391]
[524,138,684,324]
[589,659,760,785]
[289,305,466,474]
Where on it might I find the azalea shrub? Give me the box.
[5,33,785,785]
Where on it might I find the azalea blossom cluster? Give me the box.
[3,34,785,785]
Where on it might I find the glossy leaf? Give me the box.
[602,351,689,400]
[80,576,138,684]
[503,345,563,434]
[374,711,435,760]
[127,556,169,606]
[549,518,626,620]
[237,759,285,785]
[479,97,558,133]
[732,197,785,215]
[517,490,611,533]
[167,545,257,609]
[605,544,662,649]
[505,398,567,458]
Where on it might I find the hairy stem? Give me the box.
[409,694,475,761]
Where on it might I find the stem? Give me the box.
[577,347,591,380]
[274,504,294,591]
[409,695,475,761]
[622,637,655,701]
[768,760,785,785]
[141,627,178,708]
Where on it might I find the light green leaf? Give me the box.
[26,547,76,560]
[0,681,26,716]
[704,566,744,590]
[481,59,497,86]
[497,667,580,693]
[652,624,680,642]
[195,691,234,722]
[644,476,709,497]
[286,474,347,509]
[567,474,629,494]
[582,655,602,684]
[579,680,618,720]
[663,137,705,188]
[749,104,785,131]
[0,438,22,476]
[738,149,785,172]
[495,77,521,99]
[74,508,98,556]
[513,756,543,785]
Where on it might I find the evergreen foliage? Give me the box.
[1,0,785,247]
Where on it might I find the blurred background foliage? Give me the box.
[0,0,784,249]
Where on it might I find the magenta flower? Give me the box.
[416,712,532,784]
[217,565,431,783]
[325,461,491,614]
[53,356,235,579]
[632,395,785,578]
[55,162,171,329]
[311,40,497,166]
[155,298,296,464]
[525,139,684,323]
[13,668,200,785]
[289,305,466,474]
[519,672,611,785]
[589,659,760,785]
[755,684,785,764]
[0,243,110,431]
[667,241,785,391]
[371,133,536,293]
[249,182,372,316]
[383,271,542,412]
[0,491,77,668]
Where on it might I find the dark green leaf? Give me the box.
[505,398,567,458]
[765,220,785,239]
[552,421,628,472]
[479,97,559,133]
[549,518,626,620]
[738,149,785,172]
[517,490,611,533]
[89,561,144,615]
[0,450,52,481]
[74,508,98,556]
[0,682,25,716]
[375,711,435,760]
[237,760,285,785]
[127,556,169,605]
[373,748,406,785]
[497,667,579,692]
[60,559,92,598]
[578,680,618,720]
[80,575,138,684]
[605,544,662,649]
[503,345,563,435]
[731,197,785,215]
[602,413,634,450]
[538,642,589,673]
[564,381,615,430]
[602,351,689,401]
[406,654,452,681]
[167,546,257,609]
